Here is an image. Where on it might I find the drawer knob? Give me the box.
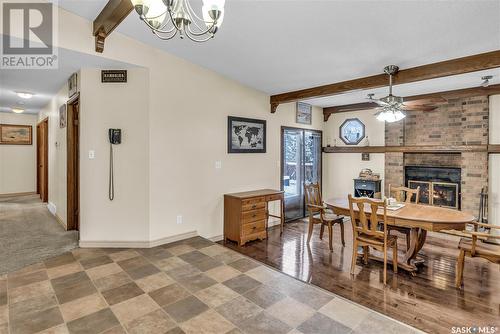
[252,214,256,218]
[252,226,256,229]
[252,205,256,209]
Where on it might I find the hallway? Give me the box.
[0,195,78,275]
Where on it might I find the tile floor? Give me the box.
[0,237,421,334]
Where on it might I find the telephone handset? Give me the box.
[108,128,121,201]
[108,129,121,145]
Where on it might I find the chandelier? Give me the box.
[130,0,225,42]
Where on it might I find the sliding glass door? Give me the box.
[281,127,322,221]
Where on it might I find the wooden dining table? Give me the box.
[324,198,475,273]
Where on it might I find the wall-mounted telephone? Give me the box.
[108,128,121,201]
[108,129,121,145]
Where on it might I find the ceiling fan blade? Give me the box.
[401,105,437,112]
[366,98,389,107]
[403,97,447,106]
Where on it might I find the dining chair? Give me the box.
[304,183,345,251]
[348,194,398,285]
[455,221,500,288]
[388,184,420,250]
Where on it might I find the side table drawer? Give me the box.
[241,220,266,236]
[241,209,267,223]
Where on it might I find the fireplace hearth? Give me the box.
[405,166,461,209]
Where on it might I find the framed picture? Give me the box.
[0,124,32,145]
[59,104,67,128]
[339,118,365,145]
[296,102,312,125]
[68,72,78,98]
[228,116,266,153]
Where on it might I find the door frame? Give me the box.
[67,93,80,231]
[280,126,323,221]
[36,118,49,202]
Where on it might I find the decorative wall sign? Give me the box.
[101,70,127,83]
[0,124,32,145]
[228,116,266,153]
[339,118,365,145]
[68,73,78,98]
[59,104,67,128]
[296,102,312,125]
[362,153,370,161]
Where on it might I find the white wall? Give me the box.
[28,7,325,244]
[0,113,38,195]
[39,84,69,226]
[79,68,150,242]
[488,95,500,231]
[323,110,385,200]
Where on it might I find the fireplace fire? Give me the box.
[405,166,461,210]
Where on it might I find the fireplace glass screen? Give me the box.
[432,182,459,209]
[408,181,431,205]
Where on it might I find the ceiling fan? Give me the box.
[368,65,436,122]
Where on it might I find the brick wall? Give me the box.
[384,96,489,215]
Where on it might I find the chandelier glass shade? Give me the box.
[130,0,225,42]
[375,106,406,123]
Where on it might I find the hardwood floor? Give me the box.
[220,220,500,334]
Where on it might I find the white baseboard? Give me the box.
[208,235,223,242]
[47,202,56,215]
[79,230,197,248]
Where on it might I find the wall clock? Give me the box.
[339,118,365,145]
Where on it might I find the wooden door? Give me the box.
[37,119,48,202]
[67,97,80,231]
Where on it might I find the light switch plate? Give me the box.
[176,215,183,224]
[88,150,95,159]
[215,161,222,169]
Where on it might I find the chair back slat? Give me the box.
[389,185,420,204]
[304,183,322,213]
[348,195,387,238]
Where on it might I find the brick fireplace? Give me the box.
[384,96,489,215]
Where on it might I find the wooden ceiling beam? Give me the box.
[270,50,500,113]
[93,0,134,53]
[323,83,500,121]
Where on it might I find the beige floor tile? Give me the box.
[8,280,53,304]
[155,257,189,271]
[46,262,82,280]
[204,265,241,282]
[60,293,108,322]
[0,305,7,325]
[124,309,176,334]
[266,297,316,328]
[245,266,281,283]
[195,284,239,308]
[108,250,140,262]
[111,294,159,324]
[199,245,228,257]
[166,245,196,256]
[319,297,371,329]
[38,324,70,334]
[135,272,174,293]
[86,263,123,281]
[181,309,235,334]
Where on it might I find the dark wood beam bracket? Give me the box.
[93,0,134,53]
[270,50,500,113]
[323,145,500,154]
[322,83,500,121]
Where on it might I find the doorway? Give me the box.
[37,118,49,202]
[67,95,80,231]
[281,127,322,221]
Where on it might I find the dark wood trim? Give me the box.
[322,145,500,154]
[270,50,500,112]
[93,0,133,53]
[36,118,49,202]
[323,83,500,121]
[67,98,80,231]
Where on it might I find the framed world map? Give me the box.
[339,118,365,145]
[228,116,266,153]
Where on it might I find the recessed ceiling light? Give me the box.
[12,108,24,113]
[16,92,34,99]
